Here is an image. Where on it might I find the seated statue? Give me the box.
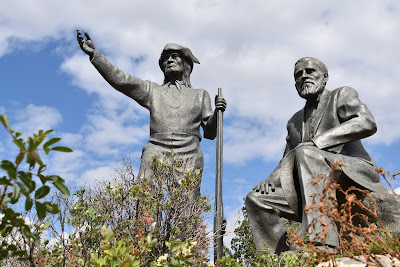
[76,30,226,198]
[245,57,387,254]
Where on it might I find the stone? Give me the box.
[318,255,400,267]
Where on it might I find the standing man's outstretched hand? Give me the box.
[77,29,95,58]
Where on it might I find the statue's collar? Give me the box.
[306,88,329,105]
[164,80,187,95]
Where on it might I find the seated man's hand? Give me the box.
[253,179,275,194]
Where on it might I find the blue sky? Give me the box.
[1,0,400,246]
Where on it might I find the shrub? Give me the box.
[32,155,212,265]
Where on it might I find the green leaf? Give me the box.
[1,160,17,180]
[3,226,13,236]
[43,221,50,229]
[48,175,62,183]
[44,202,60,214]
[44,147,51,155]
[25,198,33,211]
[0,176,12,186]
[30,233,40,243]
[101,225,109,237]
[27,137,35,152]
[18,171,35,193]
[16,182,28,195]
[10,186,20,204]
[101,226,114,242]
[12,139,26,151]
[51,146,73,153]
[29,151,42,165]
[100,244,111,250]
[36,202,46,220]
[26,156,35,170]
[53,181,70,197]
[38,164,47,174]
[15,152,25,165]
[12,250,28,257]
[38,174,47,184]
[0,114,9,128]
[91,252,98,261]
[35,186,50,199]
[7,244,17,251]
[41,129,53,137]
[43,137,61,148]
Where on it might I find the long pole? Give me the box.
[214,88,224,262]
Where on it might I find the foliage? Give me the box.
[89,225,141,266]
[90,225,209,267]
[224,205,257,266]
[0,114,71,263]
[7,153,211,266]
[57,155,210,265]
[218,250,301,267]
[223,204,302,267]
[287,160,400,266]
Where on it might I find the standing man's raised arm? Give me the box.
[76,29,150,109]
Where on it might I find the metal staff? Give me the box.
[214,88,226,261]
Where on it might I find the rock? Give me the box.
[317,254,400,267]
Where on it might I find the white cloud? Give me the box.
[46,149,87,181]
[82,113,148,156]
[59,133,83,147]
[80,165,117,185]
[12,104,62,136]
[224,121,286,164]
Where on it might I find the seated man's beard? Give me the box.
[298,82,324,99]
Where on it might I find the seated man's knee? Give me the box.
[245,190,277,215]
[245,190,257,208]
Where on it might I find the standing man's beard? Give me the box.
[296,81,324,100]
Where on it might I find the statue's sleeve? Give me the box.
[311,86,377,149]
[283,134,292,157]
[90,49,151,109]
[201,90,217,140]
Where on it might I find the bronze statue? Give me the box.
[76,30,227,190]
[245,57,387,254]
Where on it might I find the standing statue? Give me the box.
[76,30,227,190]
[245,57,387,254]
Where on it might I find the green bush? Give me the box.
[29,154,212,266]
